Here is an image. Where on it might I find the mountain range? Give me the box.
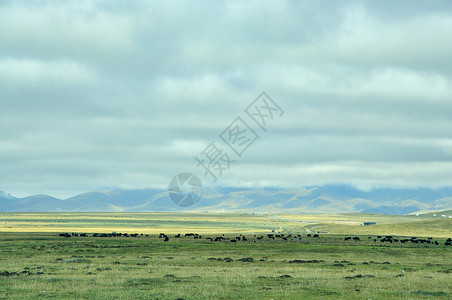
[1,186,452,214]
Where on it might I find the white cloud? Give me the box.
[323,4,452,69]
[0,2,136,59]
[0,59,99,85]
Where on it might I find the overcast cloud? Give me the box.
[1,0,452,198]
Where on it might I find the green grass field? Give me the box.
[0,212,451,299]
[1,211,451,237]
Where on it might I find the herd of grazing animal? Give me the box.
[58,232,452,246]
[344,235,452,246]
[174,233,304,243]
[58,232,307,243]
[59,232,147,238]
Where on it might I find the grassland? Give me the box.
[1,211,451,237]
[0,212,451,299]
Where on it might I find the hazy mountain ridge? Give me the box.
[1,186,452,214]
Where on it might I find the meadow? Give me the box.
[0,212,451,299]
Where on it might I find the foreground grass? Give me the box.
[0,232,451,299]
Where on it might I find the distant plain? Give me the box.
[1,211,451,237]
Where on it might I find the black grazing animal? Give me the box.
[164,236,169,242]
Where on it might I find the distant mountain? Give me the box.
[0,191,16,200]
[1,186,452,214]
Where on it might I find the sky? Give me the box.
[1,0,452,199]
